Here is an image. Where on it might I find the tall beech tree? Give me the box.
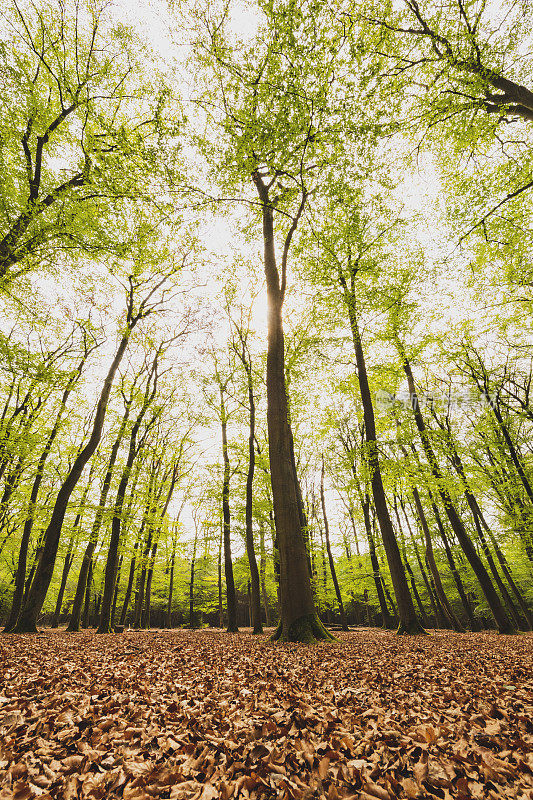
[310,205,424,633]
[320,457,348,631]
[192,0,358,641]
[218,377,238,633]
[231,320,262,634]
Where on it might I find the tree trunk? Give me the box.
[259,518,271,626]
[320,457,348,630]
[82,558,93,629]
[111,555,123,628]
[393,501,430,626]
[347,506,362,566]
[411,487,465,631]
[97,356,161,634]
[430,502,477,629]
[220,384,238,633]
[443,431,533,630]
[166,539,176,628]
[217,524,224,628]
[344,301,423,634]
[143,540,157,628]
[133,527,153,629]
[50,536,75,628]
[243,356,262,634]
[189,529,198,628]
[67,408,132,632]
[120,532,141,627]
[470,504,523,629]
[362,495,395,628]
[253,173,329,643]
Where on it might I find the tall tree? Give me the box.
[320,457,348,630]
[231,320,262,634]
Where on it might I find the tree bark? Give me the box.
[217,524,224,628]
[241,348,262,634]
[82,558,93,629]
[392,500,430,626]
[253,173,330,643]
[343,300,423,634]
[259,518,271,626]
[362,495,396,628]
[67,407,132,632]
[189,528,198,629]
[442,428,533,630]
[50,536,75,628]
[143,540,157,629]
[97,355,161,634]
[120,531,141,627]
[166,537,177,628]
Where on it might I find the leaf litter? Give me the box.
[0,629,531,799]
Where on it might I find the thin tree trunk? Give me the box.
[321,457,348,630]
[189,529,198,629]
[82,559,93,629]
[67,407,131,632]
[97,354,161,634]
[120,531,141,627]
[166,538,177,628]
[217,523,224,628]
[343,303,423,633]
[347,506,362,567]
[470,505,523,629]
[133,527,153,629]
[111,555,123,628]
[430,501,478,629]
[442,429,533,630]
[393,501,429,625]
[143,540,157,629]
[50,536,76,628]
[220,384,238,633]
[362,494,395,628]
[259,518,271,626]
[411,488,465,631]
[242,352,262,634]
[3,358,87,631]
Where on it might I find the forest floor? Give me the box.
[0,628,531,800]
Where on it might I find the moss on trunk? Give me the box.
[271,613,337,643]
[396,618,428,635]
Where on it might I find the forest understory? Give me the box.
[0,629,531,800]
